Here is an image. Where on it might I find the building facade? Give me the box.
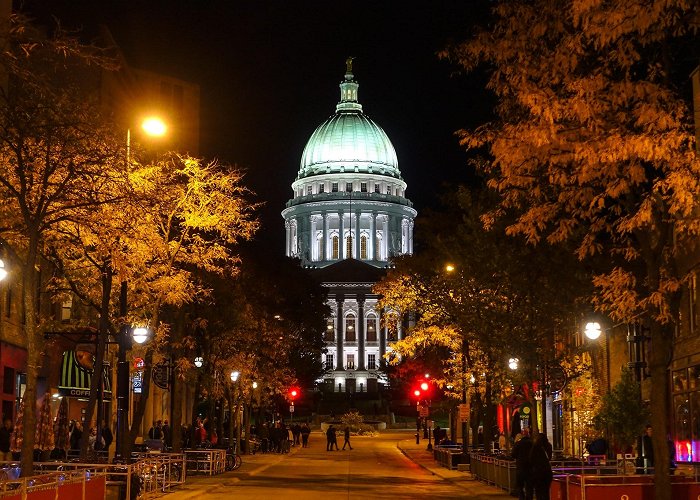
[282,61,416,392]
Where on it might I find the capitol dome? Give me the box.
[297,66,401,180]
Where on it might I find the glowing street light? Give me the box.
[508,358,519,370]
[141,116,167,137]
[193,356,204,368]
[445,264,455,273]
[584,321,602,340]
[230,371,240,383]
[132,327,150,345]
[0,259,7,281]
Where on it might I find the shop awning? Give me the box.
[58,350,112,400]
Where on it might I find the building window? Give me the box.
[3,367,13,395]
[375,184,380,193]
[346,182,353,192]
[387,186,392,195]
[319,184,325,193]
[346,236,353,258]
[367,316,377,341]
[325,355,334,370]
[368,354,376,370]
[61,297,72,321]
[332,236,339,259]
[361,235,368,260]
[307,186,313,195]
[346,315,356,342]
[318,237,324,261]
[332,182,338,192]
[361,182,367,192]
[346,354,355,370]
[325,318,335,341]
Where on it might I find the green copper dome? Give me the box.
[297,63,401,180]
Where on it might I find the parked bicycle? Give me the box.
[225,443,242,471]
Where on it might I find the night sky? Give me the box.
[21,1,492,255]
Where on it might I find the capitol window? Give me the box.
[361,235,368,260]
[332,235,339,259]
[325,318,335,341]
[346,354,355,370]
[307,186,312,195]
[386,186,392,195]
[319,184,325,193]
[332,182,338,192]
[367,315,377,341]
[375,184,380,193]
[361,182,367,192]
[346,235,353,258]
[325,355,334,370]
[368,354,376,370]
[346,182,353,192]
[346,315,356,341]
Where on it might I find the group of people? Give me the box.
[146,419,172,450]
[68,420,113,452]
[325,425,353,451]
[254,421,311,453]
[512,428,553,500]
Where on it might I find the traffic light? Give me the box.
[289,387,299,401]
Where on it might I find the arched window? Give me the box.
[361,235,368,260]
[346,235,353,259]
[332,235,339,259]
[366,315,377,341]
[345,315,356,342]
[324,318,335,341]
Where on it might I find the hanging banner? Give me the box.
[152,362,171,390]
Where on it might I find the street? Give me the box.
[167,429,512,500]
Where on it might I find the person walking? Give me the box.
[0,417,12,461]
[326,425,335,451]
[530,433,553,500]
[342,426,353,450]
[641,425,654,473]
[301,423,311,448]
[331,425,339,450]
[512,428,533,500]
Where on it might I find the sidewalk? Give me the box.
[395,438,513,499]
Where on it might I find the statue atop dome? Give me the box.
[345,56,355,77]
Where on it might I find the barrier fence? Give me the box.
[0,453,186,500]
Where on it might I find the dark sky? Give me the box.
[21,1,492,255]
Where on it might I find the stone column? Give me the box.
[358,297,366,370]
[323,212,329,260]
[336,298,344,370]
[310,215,316,262]
[355,210,361,260]
[383,215,389,260]
[285,220,290,257]
[339,211,345,260]
[409,219,414,254]
[379,308,386,368]
[369,212,376,261]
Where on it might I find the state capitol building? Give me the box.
[282,60,416,394]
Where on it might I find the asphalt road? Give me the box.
[167,429,511,500]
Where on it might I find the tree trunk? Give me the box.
[650,321,672,499]
[80,266,111,460]
[20,238,40,477]
[126,348,154,456]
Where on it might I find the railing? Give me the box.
[184,449,226,476]
[0,454,185,500]
[434,445,466,470]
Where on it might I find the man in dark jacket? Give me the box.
[512,428,533,500]
[0,417,12,461]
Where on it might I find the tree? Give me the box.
[376,189,589,449]
[444,1,700,495]
[594,368,648,455]
[0,14,120,474]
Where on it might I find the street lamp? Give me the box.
[508,358,519,371]
[0,259,7,281]
[193,356,204,368]
[230,371,240,383]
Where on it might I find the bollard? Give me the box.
[415,433,420,444]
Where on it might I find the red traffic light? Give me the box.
[413,389,421,398]
[289,388,299,400]
[420,382,429,391]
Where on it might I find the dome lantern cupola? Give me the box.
[337,56,362,113]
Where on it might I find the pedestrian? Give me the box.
[641,425,653,473]
[162,420,171,448]
[331,425,339,450]
[512,427,533,500]
[301,423,311,448]
[0,417,12,461]
[69,421,83,451]
[530,433,553,500]
[342,426,353,450]
[88,426,104,451]
[259,422,270,453]
[326,425,339,451]
[101,420,113,451]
